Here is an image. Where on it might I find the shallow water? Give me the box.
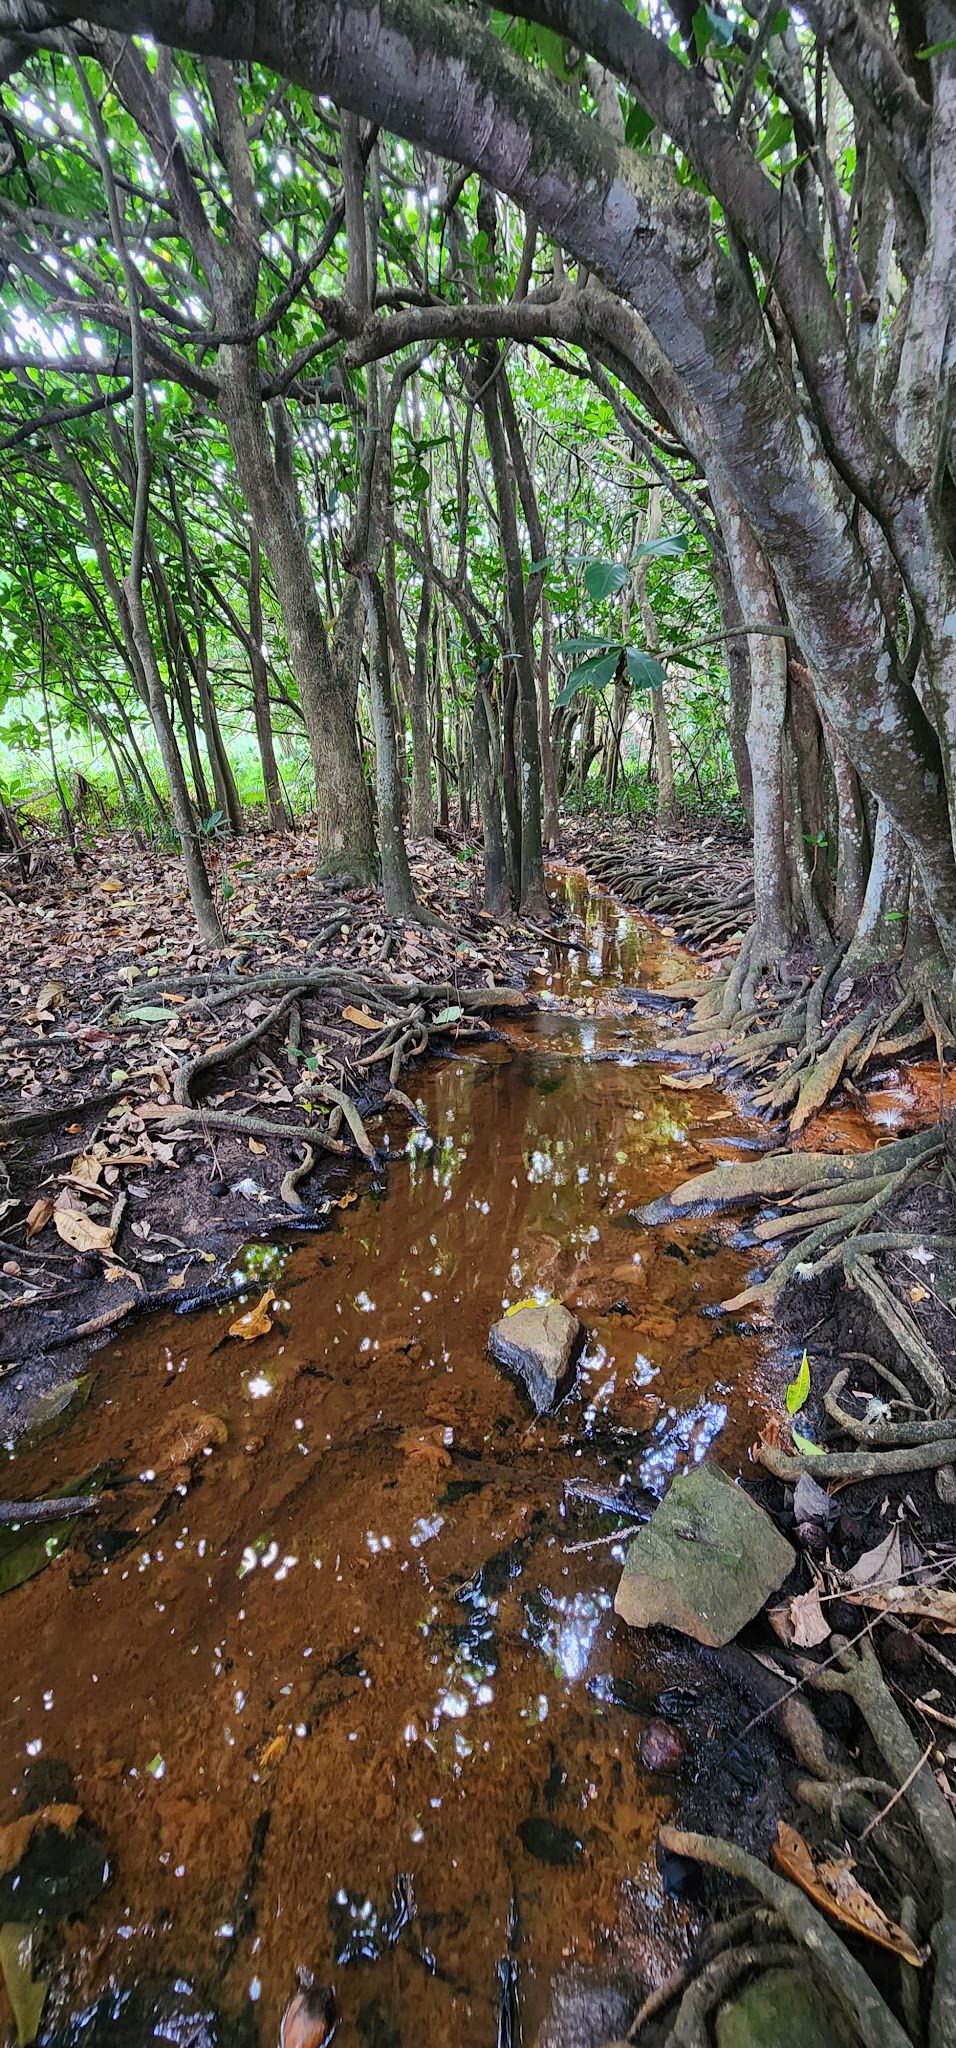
[2,872,772,2046]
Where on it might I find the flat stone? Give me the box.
[488,1301,581,1413]
[716,1967,854,2048]
[614,1461,794,1647]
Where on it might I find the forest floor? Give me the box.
[0,828,550,1424]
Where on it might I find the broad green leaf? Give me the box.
[125,1005,179,1023]
[555,634,617,655]
[756,110,794,161]
[791,1430,824,1458]
[786,1349,811,1415]
[432,1004,464,1026]
[624,101,655,150]
[556,650,620,707]
[0,1925,47,2046]
[632,534,690,563]
[583,559,629,602]
[625,647,667,690]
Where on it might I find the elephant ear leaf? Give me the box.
[625,647,666,690]
[583,559,628,602]
[555,649,620,708]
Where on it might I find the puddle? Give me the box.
[1,871,772,2045]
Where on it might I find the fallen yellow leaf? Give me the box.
[228,1287,278,1342]
[342,1004,383,1031]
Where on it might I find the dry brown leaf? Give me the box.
[845,1526,902,1590]
[660,1072,712,1090]
[769,1587,830,1648]
[773,1820,923,1964]
[26,1195,54,1239]
[228,1286,278,1342]
[52,1192,113,1255]
[248,1138,267,1156]
[69,1152,103,1188]
[342,1004,383,1031]
[844,1583,956,1631]
[98,878,123,895]
[35,980,65,1013]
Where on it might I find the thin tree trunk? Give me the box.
[362,570,419,917]
[247,533,288,832]
[473,682,510,917]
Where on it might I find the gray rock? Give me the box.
[716,1967,854,2048]
[614,1460,795,1647]
[488,1301,581,1413]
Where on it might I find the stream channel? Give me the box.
[2,870,775,2047]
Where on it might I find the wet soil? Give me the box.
[1,872,775,2047]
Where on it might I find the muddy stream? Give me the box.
[2,872,775,2046]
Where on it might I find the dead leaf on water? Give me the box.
[773,1819,923,1965]
[228,1287,278,1342]
[0,1921,48,2046]
[660,1072,712,1090]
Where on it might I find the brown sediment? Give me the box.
[0,873,772,2045]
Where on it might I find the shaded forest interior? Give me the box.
[0,5,955,2048]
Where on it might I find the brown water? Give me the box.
[1,872,772,2047]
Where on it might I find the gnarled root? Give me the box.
[655,1826,912,2048]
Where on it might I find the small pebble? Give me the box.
[637,1719,685,1774]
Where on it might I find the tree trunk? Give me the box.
[218,342,375,876]
[409,575,435,839]
[477,345,547,918]
[473,682,511,917]
[362,570,419,917]
[247,532,288,832]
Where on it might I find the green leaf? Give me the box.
[625,647,667,690]
[555,634,617,655]
[791,1429,824,1458]
[916,35,956,56]
[786,1348,811,1415]
[692,4,736,56]
[624,101,655,150]
[125,1005,179,1024]
[0,1514,77,1599]
[432,1004,464,1027]
[556,650,620,707]
[583,559,629,602]
[632,533,690,563]
[0,1925,48,2047]
[756,110,794,161]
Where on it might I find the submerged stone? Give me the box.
[614,1461,794,1647]
[0,1804,110,1921]
[533,1969,635,2047]
[487,1302,582,1413]
[517,1817,583,1865]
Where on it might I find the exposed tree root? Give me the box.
[758,1436,956,1483]
[656,1826,913,2048]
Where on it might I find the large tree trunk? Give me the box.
[218,343,375,876]
[477,345,548,919]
